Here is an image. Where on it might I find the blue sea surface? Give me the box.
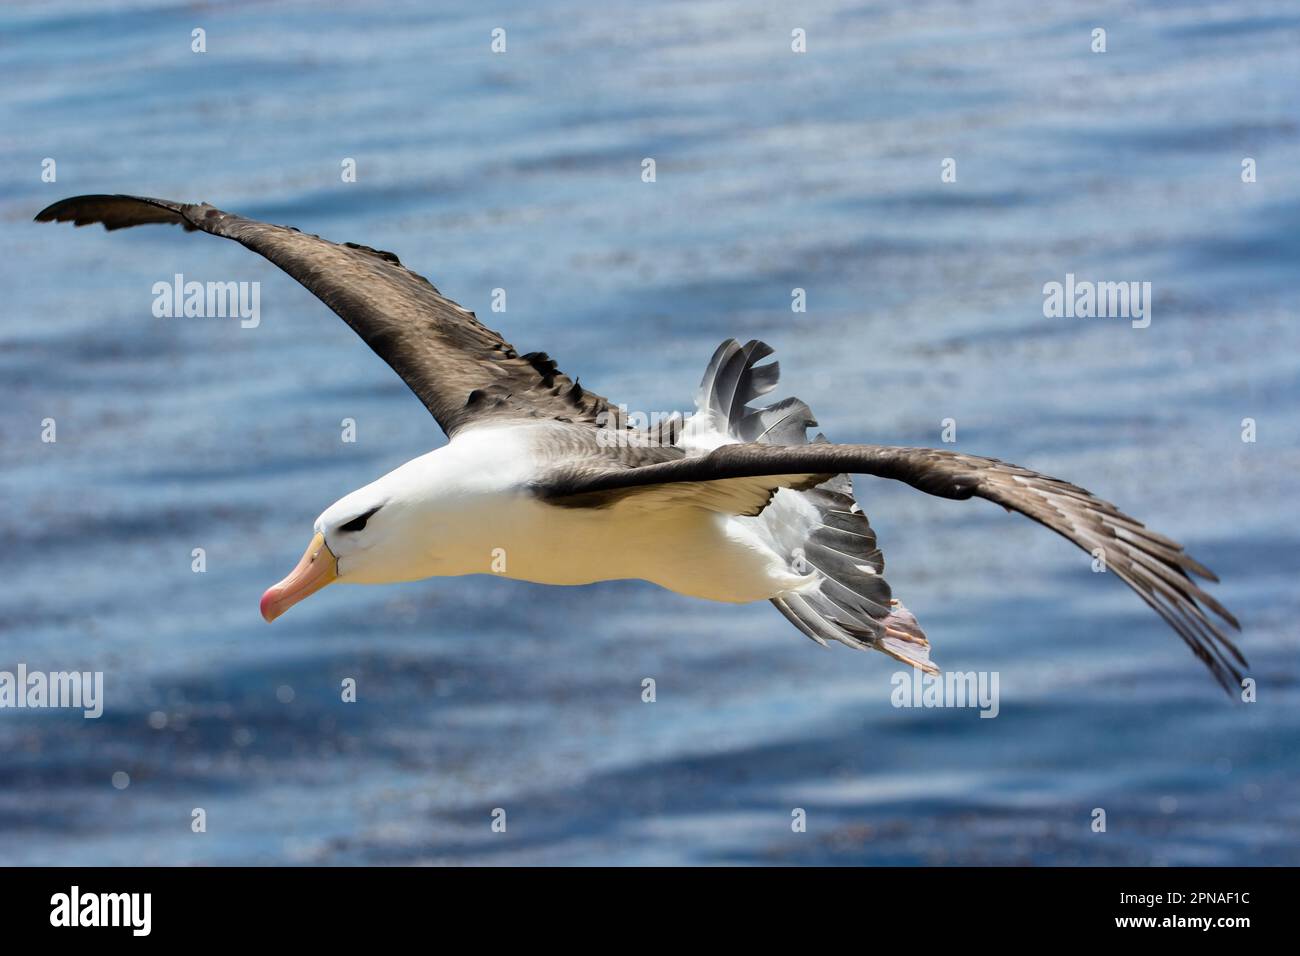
[0,0,1297,865]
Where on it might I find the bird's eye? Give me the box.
[339,507,380,533]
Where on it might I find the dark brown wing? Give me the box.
[35,194,610,437]
[538,442,1246,691]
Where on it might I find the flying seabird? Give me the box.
[36,195,1246,691]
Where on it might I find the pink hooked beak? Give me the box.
[260,531,338,622]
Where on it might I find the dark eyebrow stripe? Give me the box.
[340,506,381,532]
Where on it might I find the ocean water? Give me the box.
[0,0,1297,865]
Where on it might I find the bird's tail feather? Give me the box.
[694,339,938,673]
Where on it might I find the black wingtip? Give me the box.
[32,193,197,232]
[34,195,110,228]
[33,199,65,223]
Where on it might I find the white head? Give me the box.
[259,453,453,621]
[258,424,539,622]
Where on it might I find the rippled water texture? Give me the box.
[1,0,1297,864]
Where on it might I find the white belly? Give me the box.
[479,494,809,604]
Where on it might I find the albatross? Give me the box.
[36,194,1246,691]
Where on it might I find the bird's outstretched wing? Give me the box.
[35,194,610,437]
[539,442,1246,691]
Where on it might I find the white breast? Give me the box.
[477,493,805,604]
